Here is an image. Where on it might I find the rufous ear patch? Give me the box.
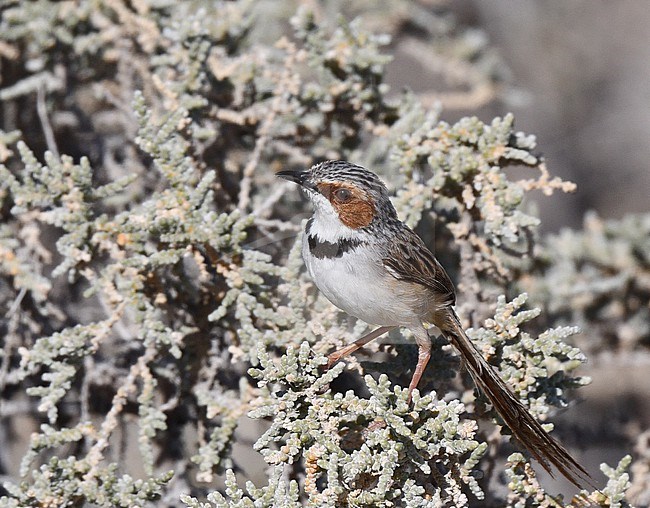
[316,182,376,229]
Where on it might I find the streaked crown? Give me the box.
[309,161,387,194]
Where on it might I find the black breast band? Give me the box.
[307,235,363,259]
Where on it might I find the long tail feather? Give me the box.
[440,309,595,489]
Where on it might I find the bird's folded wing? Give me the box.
[382,226,456,306]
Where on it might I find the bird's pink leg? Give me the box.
[407,326,433,403]
[407,345,432,403]
[326,326,396,369]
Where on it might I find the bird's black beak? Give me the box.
[276,170,312,188]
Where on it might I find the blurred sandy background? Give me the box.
[388,0,650,232]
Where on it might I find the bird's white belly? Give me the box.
[303,243,422,327]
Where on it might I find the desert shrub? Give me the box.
[0,1,643,506]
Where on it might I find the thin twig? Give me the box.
[0,399,37,417]
[243,228,302,251]
[273,140,312,166]
[5,287,26,318]
[83,344,158,481]
[254,218,302,231]
[236,108,278,211]
[98,294,133,342]
[400,38,497,110]
[0,71,64,101]
[0,288,26,403]
[252,181,293,218]
[237,46,299,211]
[80,355,94,450]
[37,84,60,159]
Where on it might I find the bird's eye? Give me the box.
[333,188,352,202]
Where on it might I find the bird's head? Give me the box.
[277,160,396,230]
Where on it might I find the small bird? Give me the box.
[277,160,594,489]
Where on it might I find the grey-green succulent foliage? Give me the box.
[0,1,643,507]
